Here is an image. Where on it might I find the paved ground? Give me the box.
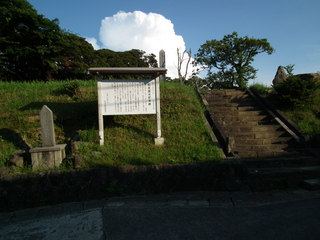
[1,190,320,240]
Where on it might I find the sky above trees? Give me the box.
[17,0,320,85]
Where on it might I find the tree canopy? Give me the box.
[0,0,157,81]
[195,32,275,88]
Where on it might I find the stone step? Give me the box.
[237,110,267,116]
[228,131,290,140]
[224,125,284,133]
[215,114,272,122]
[212,110,268,116]
[220,120,274,126]
[202,89,311,161]
[249,166,320,176]
[231,137,295,145]
[234,143,291,151]
[236,150,301,159]
[206,95,252,102]
[206,101,261,108]
[247,166,320,191]
[243,155,320,169]
[211,106,262,112]
[205,89,246,96]
[224,89,247,95]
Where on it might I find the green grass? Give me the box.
[249,82,272,95]
[250,80,320,146]
[277,90,320,141]
[0,80,223,170]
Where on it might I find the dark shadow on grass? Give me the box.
[0,128,30,151]
[0,128,32,166]
[19,102,155,142]
[20,101,99,143]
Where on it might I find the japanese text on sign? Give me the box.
[99,80,156,115]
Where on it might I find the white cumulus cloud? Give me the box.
[96,11,194,79]
[85,37,100,50]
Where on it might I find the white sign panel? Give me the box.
[98,80,156,115]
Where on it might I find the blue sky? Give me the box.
[28,0,320,85]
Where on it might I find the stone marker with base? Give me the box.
[30,105,66,170]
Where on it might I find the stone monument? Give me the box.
[272,66,287,86]
[159,49,166,82]
[29,105,66,170]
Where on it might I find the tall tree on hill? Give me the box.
[0,0,94,81]
[195,32,275,88]
[92,49,158,68]
[55,32,95,80]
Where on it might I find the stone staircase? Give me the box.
[244,155,320,190]
[202,89,303,159]
[200,88,320,190]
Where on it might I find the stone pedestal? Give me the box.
[30,144,66,170]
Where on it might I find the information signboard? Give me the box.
[88,67,166,146]
[98,80,156,115]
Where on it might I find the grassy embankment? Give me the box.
[251,82,320,146]
[0,80,223,172]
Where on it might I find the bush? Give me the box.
[272,76,320,107]
[250,83,271,95]
[61,81,80,98]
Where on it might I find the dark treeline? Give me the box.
[0,0,157,81]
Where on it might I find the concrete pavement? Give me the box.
[1,190,320,240]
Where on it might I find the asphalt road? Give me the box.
[1,190,320,240]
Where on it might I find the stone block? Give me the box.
[30,144,66,170]
[302,179,320,191]
[9,150,25,168]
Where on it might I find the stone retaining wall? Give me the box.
[0,162,249,212]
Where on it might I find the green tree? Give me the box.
[1,0,62,80]
[284,64,295,77]
[0,0,95,81]
[92,49,157,68]
[55,33,95,80]
[195,32,275,88]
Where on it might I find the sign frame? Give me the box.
[88,67,167,146]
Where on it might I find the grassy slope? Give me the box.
[279,92,320,142]
[0,81,223,170]
[251,82,320,146]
